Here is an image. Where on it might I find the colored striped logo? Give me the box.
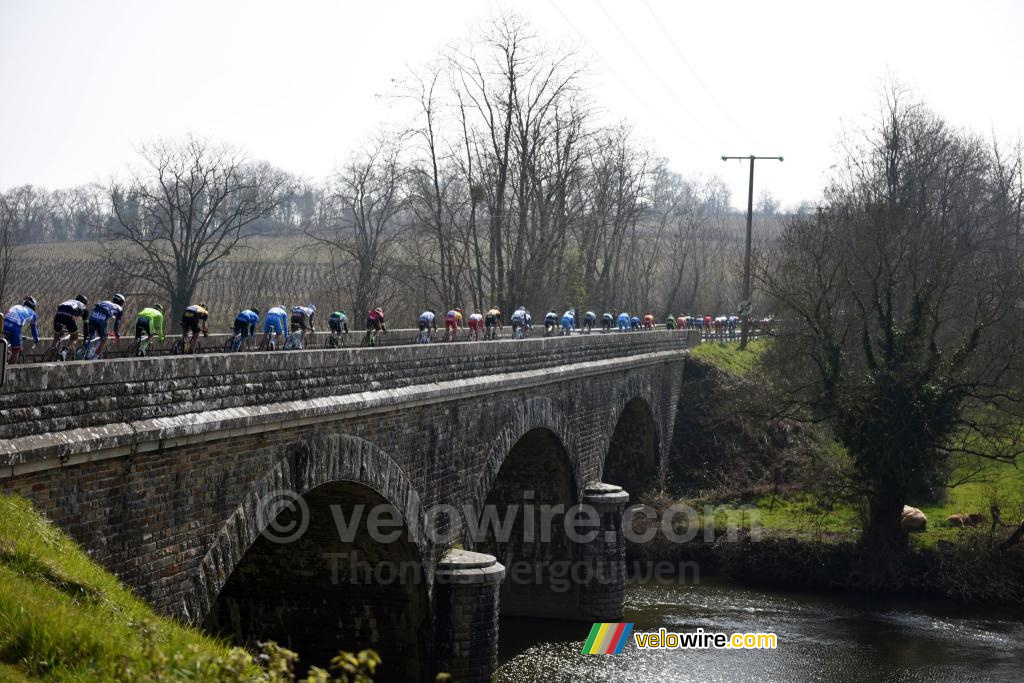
[582,622,634,654]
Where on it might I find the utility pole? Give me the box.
[721,154,783,350]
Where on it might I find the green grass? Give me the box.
[703,456,1024,546]
[689,339,768,376]
[0,494,260,681]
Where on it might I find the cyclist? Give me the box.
[703,314,713,338]
[665,314,676,330]
[87,294,126,357]
[233,307,260,344]
[543,309,558,335]
[291,304,315,336]
[727,315,739,338]
[642,313,655,330]
[3,296,40,364]
[560,308,576,335]
[417,309,437,342]
[445,307,463,340]
[484,306,502,339]
[510,306,527,338]
[135,304,166,344]
[616,311,630,331]
[676,314,687,330]
[463,310,482,340]
[51,295,89,347]
[329,310,349,335]
[630,315,642,331]
[366,307,387,340]
[263,306,288,347]
[601,312,614,332]
[582,310,597,333]
[180,303,209,352]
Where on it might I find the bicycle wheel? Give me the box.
[42,347,57,362]
[171,339,184,355]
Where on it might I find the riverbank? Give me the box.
[651,341,1024,605]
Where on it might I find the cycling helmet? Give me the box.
[75,294,88,306]
[23,296,37,310]
[339,310,345,315]
[455,307,463,313]
[374,307,384,315]
[111,293,125,306]
[251,307,260,317]
[154,304,164,313]
[308,304,316,313]
[200,302,208,310]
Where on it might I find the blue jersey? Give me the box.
[235,309,259,326]
[561,311,575,328]
[3,304,39,344]
[630,316,641,329]
[511,309,527,323]
[617,313,630,326]
[418,310,436,324]
[89,301,123,334]
[264,306,288,336]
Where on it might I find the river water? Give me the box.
[497,578,1024,682]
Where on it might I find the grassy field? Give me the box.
[688,340,1024,547]
[0,493,263,681]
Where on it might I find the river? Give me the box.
[497,578,1024,682]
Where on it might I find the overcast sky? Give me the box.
[1,0,1021,209]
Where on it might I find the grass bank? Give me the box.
[658,340,1024,603]
[0,493,260,681]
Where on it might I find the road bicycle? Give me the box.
[224,331,252,352]
[258,332,283,352]
[362,327,383,347]
[484,324,501,341]
[171,330,203,355]
[511,323,525,340]
[75,333,106,361]
[283,329,306,350]
[415,327,432,344]
[325,329,348,348]
[130,333,155,357]
[42,325,75,362]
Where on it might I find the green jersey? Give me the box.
[136,307,165,341]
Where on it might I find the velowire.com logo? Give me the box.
[581,623,634,655]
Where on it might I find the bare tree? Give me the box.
[307,136,408,323]
[108,136,290,319]
[0,195,17,306]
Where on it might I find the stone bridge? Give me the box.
[0,331,693,681]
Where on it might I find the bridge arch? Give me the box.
[602,387,662,496]
[474,423,582,618]
[196,434,432,681]
[470,396,583,519]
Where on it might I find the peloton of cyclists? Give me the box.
[3,296,40,364]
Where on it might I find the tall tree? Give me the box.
[760,90,1024,554]
[109,136,290,318]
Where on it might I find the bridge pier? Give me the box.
[577,482,630,621]
[433,550,505,683]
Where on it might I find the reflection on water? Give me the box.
[498,578,1024,682]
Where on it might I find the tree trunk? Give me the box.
[861,481,908,555]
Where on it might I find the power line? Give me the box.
[545,0,701,149]
[641,0,757,146]
[592,0,728,148]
